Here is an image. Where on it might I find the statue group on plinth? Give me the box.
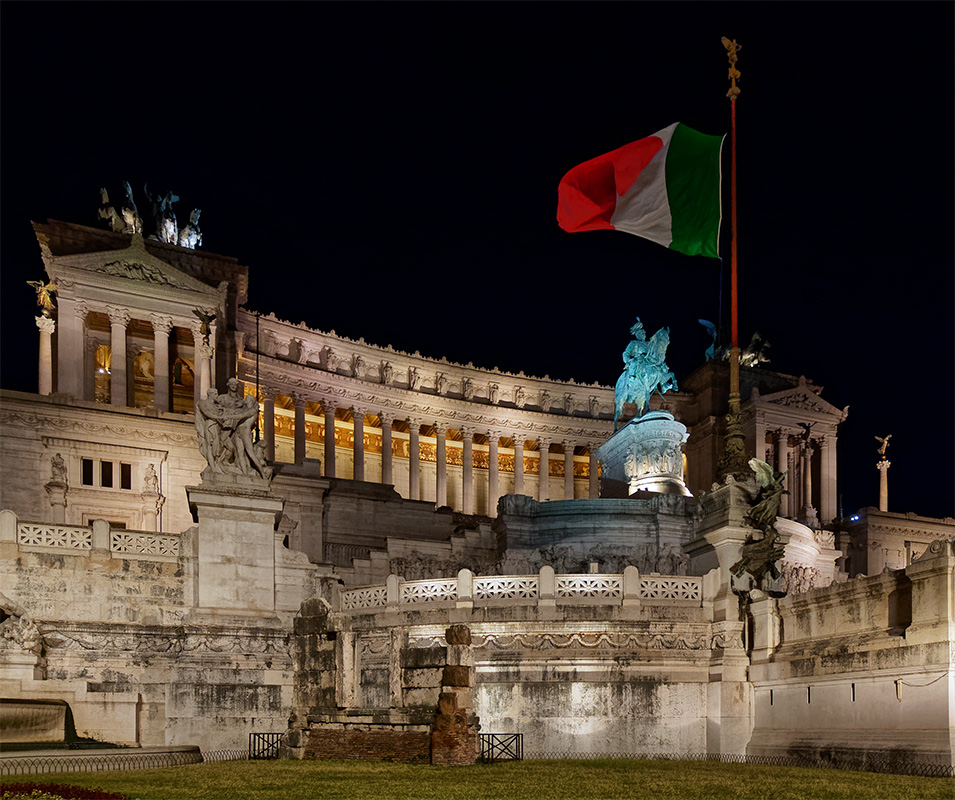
[195,378,272,484]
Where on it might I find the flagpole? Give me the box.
[718,36,748,478]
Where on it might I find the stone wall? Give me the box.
[747,539,955,766]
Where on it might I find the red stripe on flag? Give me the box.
[557,136,664,233]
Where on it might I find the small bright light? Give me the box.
[850,515,860,521]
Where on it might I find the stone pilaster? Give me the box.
[293,393,307,466]
[380,413,394,487]
[877,459,890,512]
[323,402,337,478]
[434,423,448,508]
[774,432,790,518]
[263,390,276,463]
[352,407,365,482]
[106,306,130,406]
[408,418,421,500]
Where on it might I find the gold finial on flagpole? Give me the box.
[722,37,741,99]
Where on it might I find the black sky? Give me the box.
[2,2,952,519]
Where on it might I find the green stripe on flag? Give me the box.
[665,123,724,258]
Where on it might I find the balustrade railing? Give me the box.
[12,517,180,562]
[339,568,703,613]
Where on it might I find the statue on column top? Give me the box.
[27,280,59,318]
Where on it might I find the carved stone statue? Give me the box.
[589,396,600,417]
[435,373,448,395]
[875,434,892,458]
[27,280,58,317]
[462,378,475,400]
[737,331,771,368]
[614,317,677,430]
[380,361,394,385]
[143,463,159,493]
[50,453,68,484]
[0,592,42,655]
[488,383,500,404]
[195,379,272,482]
[192,308,216,345]
[730,458,788,594]
[514,386,526,408]
[408,367,421,390]
[697,319,725,362]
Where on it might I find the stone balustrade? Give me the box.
[338,567,702,613]
[3,512,180,562]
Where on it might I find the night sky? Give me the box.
[2,3,952,520]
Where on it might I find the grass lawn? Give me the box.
[2,758,953,800]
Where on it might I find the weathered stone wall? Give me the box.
[748,539,955,766]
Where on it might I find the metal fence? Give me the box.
[0,749,203,777]
[525,751,955,778]
[249,733,283,760]
[479,734,523,763]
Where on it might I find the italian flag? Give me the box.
[557,122,724,258]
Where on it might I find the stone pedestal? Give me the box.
[596,410,690,496]
[186,484,284,617]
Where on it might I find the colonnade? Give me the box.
[263,393,601,516]
[768,429,836,526]
[37,302,215,411]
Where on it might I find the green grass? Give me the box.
[2,759,952,800]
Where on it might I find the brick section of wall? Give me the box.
[303,728,431,763]
[431,624,478,766]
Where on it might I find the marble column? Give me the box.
[513,434,526,496]
[819,434,837,524]
[293,393,307,465]
[84,339,97,401]
[36,316,55,396]
[434,423,448,508]
[775,432,791,518]
[263,390,276,463]
[537,438,551,501]
[408,417,421,500]
[106,306,130,406]
[352,407,365,482]
[877,459,890,512]
[323,402,337,477]
[461,427,474,515]
[487,430,500,516]
[150,314,173,411]
[588,443,599,499]
[197,343,213,399]
[563,440,576,500]
[380,413,394,486]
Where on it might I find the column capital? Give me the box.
[36,316,56,335]
[562,439,576,454]
[290,390,308,407]
[433,421,448,436]
[196,342,214,360]
[486,429,502,443]
[512,433,527,447]
[106,305,131,327]
[74,300,90,321]
[876,459,891,472]
[407,416,423,430]
[352,405,366,421]
[459,425,475,438]
[378,411,395,426]
[322,399,338,414]
[538,437,552,451]
[150,313,174,334]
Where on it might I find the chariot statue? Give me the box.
[614,317,677,430]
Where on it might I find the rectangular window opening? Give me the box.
[100,460,113,488]
[807,686,811,704]
[769,689,773,706]
[851,683,856,702]
[82,458,94,486]
[120,462,132,490]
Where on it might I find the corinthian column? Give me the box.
[588,443,599,499]
[774,432,791,517]
[150,314,173,411]
[434,422,448,508]
[293,393,307,465]
[36,316,56,395]
[263,389,276,463]
[487,430,500,515]
[380,413,394,486]
[408,417,421,500]
[323,402,337,477]
[461,426,474,515]
[513,434,526,496]
[563,440,576,500]
[537,438,551,501]
[106,306,130,406]
[353,406,366,481]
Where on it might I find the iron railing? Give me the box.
[525,751,955,778]
[0,749,203,777]
[249,733,283,760]
[479,734,523,763]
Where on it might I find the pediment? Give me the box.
[753,380,847,420]
[48,235,214,295]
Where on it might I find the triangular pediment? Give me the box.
[754,379,847,419]
[48,235,214,295]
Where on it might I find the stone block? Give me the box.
[402,687,440,708]
[442,665,470,687]
[403,667,442,689]
[446,624,471,645]
[400,646,447,669]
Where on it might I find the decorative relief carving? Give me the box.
[514,386,527,408]
[341,586,387,611]
[488,383,500,404]
[43,626,289,655]
[110,532,180,558]
[435,373,448,396]
[471,630,713,651]
[18,524,92,550]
